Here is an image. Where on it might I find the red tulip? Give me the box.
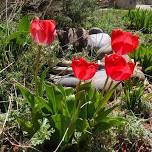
[105,54,135,81]
[30,17,56,46]
[111,29,139,55]
[72,57,98,80]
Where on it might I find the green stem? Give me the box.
[76,80,81,92]
[101,76,109,96]
[107,80,114,91]
[34,46,42,94]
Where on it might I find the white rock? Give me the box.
[91,70,122,90]
[87,33,112,57]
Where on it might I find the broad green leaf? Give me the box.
[38,68,47,96]
[45,84,56,114]
[76,119,89,132]
[18,16,30,32]
[16,83,35,108]
[34,96,52,113]
[16,118,34,135]
[50,114,73,142]
[66,95,76,116]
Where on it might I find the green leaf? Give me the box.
[145,66,152,72]
[94,117,124,132]
[34,96,52,113]
[45,84,56,114]
[96,105,118,121]
[79,82,92,92]
[76,119,89,132]
[66,95,76,116]
[38,68,47,96]
[18,16,30,32]
[16,83,35,108]
[16,118,34,135]
[45,83,64,114]
[50,114,73,142]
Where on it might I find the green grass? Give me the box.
[125,8,152,34]
[85,9,128,34]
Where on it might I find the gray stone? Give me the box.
[50,70,122,90]
[114,0,137,9]
[87,33,112,58]
[91,70,122,90]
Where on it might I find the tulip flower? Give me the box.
[72,57,98,81]
[105,54,135,81]
[30,17,56,46]
[111,29,139,55]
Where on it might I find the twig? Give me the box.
[0,94,13,136]
[42,0,53,17]
[0,78,7,85]
[0,63,13,74]
[53,127,69,152]
[5,137,41,152]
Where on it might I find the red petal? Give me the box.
[111,29,139,55]
[72,57,98,80]
[105,54,135,81]
[30,17,56,46]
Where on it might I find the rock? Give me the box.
[114,0,137,9]
[87,33,112,58]
[97,0,112,8]
[89,27,103,35]
[91,70,122,90]
[50,70,122,90]
[50,74,80,87]
[57,27,87,52]
[133,68,145,81]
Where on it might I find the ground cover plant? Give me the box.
[0,1,152,152]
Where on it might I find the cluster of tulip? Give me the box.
[30,18,139,82]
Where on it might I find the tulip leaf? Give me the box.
[16,83,35,108]
[18,16,30,32]
[45,83,65,114]
[50,114,73,142]
[66,95,76,116]
[78,82,92,92]
[34,96,52,113]
[38,68,47,96]
[76,119,89,132]
[45,84,57,114]
[95,105,118,121]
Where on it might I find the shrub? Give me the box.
[63,0,97,26]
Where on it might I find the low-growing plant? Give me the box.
[15,20,140,151]
[115,115,152,151]
[122,78,152,118]
[122,79,144,114]
[2,17,140,151]
[126,8,152,33]
[16,76,123,150]
[130,44,152,76]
